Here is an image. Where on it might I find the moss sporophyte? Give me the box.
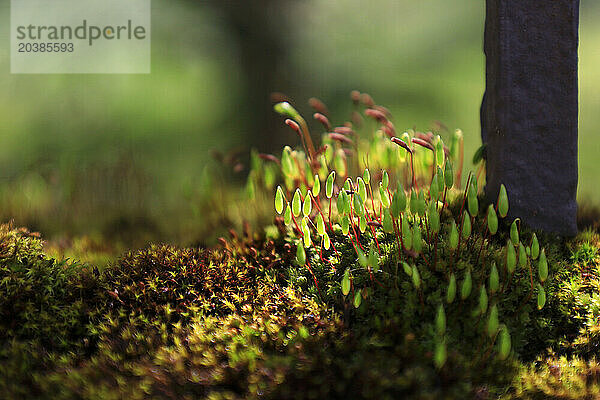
[248,93,552,369]
[4,92,600,398]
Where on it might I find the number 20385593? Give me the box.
[17,42,74,52]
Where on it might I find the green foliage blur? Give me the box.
[0,0,598,248]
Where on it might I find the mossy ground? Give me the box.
[1,94,599,399]
[1,202,600,399]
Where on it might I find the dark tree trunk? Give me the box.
[209,0,297,153]
[481,0,580,235]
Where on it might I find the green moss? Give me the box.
[100,244,324,325]
[2,95,600,398]
[507,355,600,399]
[0,223,101,353]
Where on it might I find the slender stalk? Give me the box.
[456,135,464,189]
[310,193,340,256]
[367,184,381,223]
[290,213,303,239]
[365,211,381,253]
[297,117,317,163]
[305,260,321,297]
[455,173,473,258]
[410,152,418,190]
[392,217,403,262]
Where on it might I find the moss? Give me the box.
[100,243,323,325]
[37,312,487,400]
[507,356,600,399]
[45,233,123,270]
[0,223,102,353]
[2,94,600,398]
[0,219,599,399]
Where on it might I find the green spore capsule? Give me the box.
[461,270,472,300]
[506,240,517,274]
[344,191,353,214]
[316,214,325,236]
[302,220,311,248]
[538,249,548,283]
[537,284,546,310]
[284,203,292,225]
[449,219,459,250]
[312,175,321,197]
[353,291,362,308]
[357,177,367,205]
[434,135,445,168]
[510,220,519,244]
[428,202,440,233]
[303,190,312,216]
[368,243,379,271]
[478,285,489,315]
[410,190,418,214]
[430,174,439,200]
[323,232,331,250]
[531,234,540,260]
[379,184,391,208]
[344,178,352,192]
[435,304,446,336]
[274,101,301,120]
[498,184,509,218]
[341,269,351,296]
[292,189,302,217]
[437,166,445,193]
[363,168,371,185]
[402,217,412,250]
[275,186,285,214]
[398,183,407,211]
[413,224,423,253]
[472,144,485,165]
[519,242,527,268]
[403,261,413,277]
[359,215,367,233]
[487,205,498,235]
[489,262,500,294]
[411,265,421,289]
[352,192,360,215]
[382,170,389,190]
[417,190,426,216]
[462,211,472,239]
[337,190,347,215]
[326,171,335,198]
[467,183,478,216]
[296,242,306,266]
[447,273,457,303]
[434,339,447,369]
[341,215,350,235]
[357,247,367,267]
[487,304,499,338]
[383,209,394,233]
[391,186,406,218]
[444,160,454,188]
[498,325,511,360]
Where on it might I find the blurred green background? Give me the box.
[0,0,598,248]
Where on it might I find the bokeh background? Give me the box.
[0,0,598,250]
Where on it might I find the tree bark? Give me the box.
[481,0,579,235]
